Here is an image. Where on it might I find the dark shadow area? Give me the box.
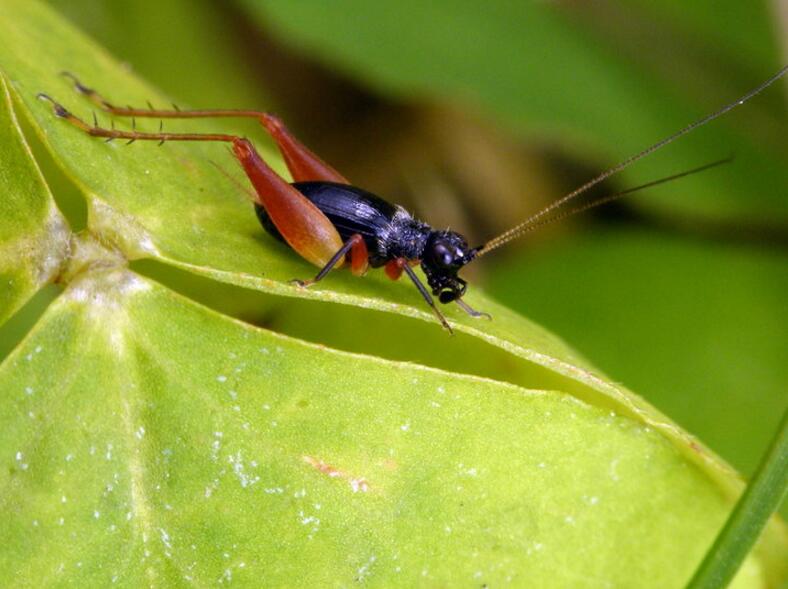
[130,257,589,399]
[0,285,62,363]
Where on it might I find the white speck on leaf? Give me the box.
[357,555,377,581]
[350,478,369,493]
[229,450,260,488]
[160,528,172,549]
[609,458,621,481]
[15,451,28,470]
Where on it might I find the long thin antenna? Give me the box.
[477,65,788,256]
[508,156,732,236]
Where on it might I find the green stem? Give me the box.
[686,407,788,589]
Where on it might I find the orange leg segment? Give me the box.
[60,72,349,184]
[350,236,369,276]
[385,258,405,280]
[232,138,345,267]
[38,91,345,269]
[258,114,349,184]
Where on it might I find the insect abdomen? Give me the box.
[255,181,400,266]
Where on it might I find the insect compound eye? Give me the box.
[432,242,454,267]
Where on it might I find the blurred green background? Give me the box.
[5,0,785,495]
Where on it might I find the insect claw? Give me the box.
[146,100,154,111]
[104,136,115,143]
[432,308,453,334]
[159,120,164,132]
[60,71,92,96]
[125,138,136,145]
[455,298,492,320]
[157,138,166,146]
[36,93,69,117]
[92,110,98,127]
[172,102,181,112]
[289,278,314,288]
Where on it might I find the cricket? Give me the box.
[38,66,787,332]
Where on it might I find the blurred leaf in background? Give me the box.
[243,0,788,223]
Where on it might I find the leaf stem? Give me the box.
[686,407,788,589]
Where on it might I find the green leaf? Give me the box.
[486,229,788,488]
[0,76,69,326]
[240,0,788,223]
[42,0,273,110]
[0,266,771,586]
[1,1,786,585]
[688,409,788,589]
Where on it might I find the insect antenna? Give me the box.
[477,65,787,256]
[502,156,733,237]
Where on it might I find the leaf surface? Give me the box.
[0,2,786,585]
[0,268,767,587]
[0,76,68,326]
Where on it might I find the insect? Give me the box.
[39,67,787,332]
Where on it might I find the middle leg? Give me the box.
[292,234,369,287]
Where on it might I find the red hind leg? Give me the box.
[232,138,345,266]
[38,92,345,269]
[61,72,349,183]
[258,114,348,184]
